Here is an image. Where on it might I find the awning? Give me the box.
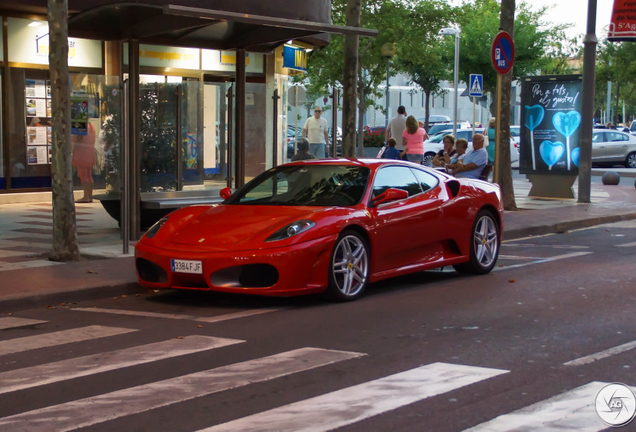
[68,3,377,52]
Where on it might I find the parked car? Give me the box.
[135,159,503,301]
[592,130,636,168]
[286,126,302,159]
[630,121,636,135]
[426,122,471,136]
[417,115,451,125]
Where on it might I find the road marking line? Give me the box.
[463,381,617,431]
[0,317,47,330]
[0,325,136,357]
[198,362,508,432]
[498,255,545,260]
[617,241,636,247]
[0,335,243,395]
[502,243,589,249]
[0,348,364,432]
[564,340,636,366]
[494,252,591,272]
[72,307,280,323]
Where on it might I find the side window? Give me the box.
[592,132,604,143]
[410,168,439,193]
[372,166,422,198]
[609,132,628,142]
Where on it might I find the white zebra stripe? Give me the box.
[0,317,47,330]
[0,335,243,395]
[464,381,619,431]
[72,307,280,323]
[0,347,364,432]
[200,362,509,432]
[0,325,136,357]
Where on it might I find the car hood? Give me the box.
[168,204,339,251]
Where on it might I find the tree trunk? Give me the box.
[342,0,361,158]
[48,0,80,261]
[498,0,517,211]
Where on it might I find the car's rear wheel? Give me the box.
[327,230,369,301]
[454,210,500,274]
[625,152,636,168]
[423,152,436,167]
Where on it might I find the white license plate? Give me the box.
[171,259,203,274]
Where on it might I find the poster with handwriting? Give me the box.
[519,75,583,175]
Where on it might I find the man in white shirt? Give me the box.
[302,106,329,158]
[385,106,407,151]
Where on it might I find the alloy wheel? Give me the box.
[473,215,499,269]
[332,234,369,297]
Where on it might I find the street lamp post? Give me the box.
[440,28,461,139]
[381,42,396,128]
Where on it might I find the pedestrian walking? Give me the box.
[385,106,407,151]
[302,106,329,158]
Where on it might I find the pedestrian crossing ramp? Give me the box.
[0,316,629,431]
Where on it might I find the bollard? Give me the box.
[602,171,620,185]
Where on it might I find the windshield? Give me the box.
[227,165,370,206]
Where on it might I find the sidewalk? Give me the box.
[1,173,635,311]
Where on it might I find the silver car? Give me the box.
[592,130,636,168]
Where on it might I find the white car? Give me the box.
[592,130,636,168]
[423,128,519,168]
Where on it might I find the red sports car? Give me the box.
[135,159,503,301]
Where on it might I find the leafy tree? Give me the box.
[595,40,636,125]
[455,0,571,113]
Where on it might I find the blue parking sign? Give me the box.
[469,74,483,97]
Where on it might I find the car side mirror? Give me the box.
[220,187,233,200]
[372,188,408,206]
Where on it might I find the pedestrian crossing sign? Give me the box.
[469,74,483,97]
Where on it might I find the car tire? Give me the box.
[453,209,500,275]
[423,152,436,168]
[326,230,370,301]
[625,152,636,168]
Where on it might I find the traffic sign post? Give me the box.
[469,74,483,136]
[491,31,515,184]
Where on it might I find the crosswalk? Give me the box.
[0,315,628,431]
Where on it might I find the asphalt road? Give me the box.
[2,220,636,431]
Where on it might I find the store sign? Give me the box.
[138,44,200,70]
[7,18,102,68]
[283,45,307,72]
[201,50,264,73]
[519,75,583,175]
[608,0,636,41]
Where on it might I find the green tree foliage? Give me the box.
[595,40,636,124]
[455,0,571,99]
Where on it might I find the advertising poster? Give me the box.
[70,92,89,135]
[27,126,48,145]
[27,145,47,165]
[25,79,46,98]
[519,75,583,175]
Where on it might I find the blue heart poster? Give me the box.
[520,75,582,175]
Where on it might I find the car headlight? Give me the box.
[266,220,316,242]
[145,217,169,239]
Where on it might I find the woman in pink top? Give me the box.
[401,115,428,163]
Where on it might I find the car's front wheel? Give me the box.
[625,152,636,168]
[327,230,369,301]
[454,209,500,274]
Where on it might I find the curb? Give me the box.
[0,282,145,313]
[503,212,636,240]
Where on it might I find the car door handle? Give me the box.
[599,146,605,148]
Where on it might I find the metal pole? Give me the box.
[578,0,597,203]
[606,80,611,124]
[128,39,140,240]
[272,88,279,166]
[494,74,502,184]
[175,85,183,191]
[472,97,476,137]
[226,86,233,188]
[331,88,338,157]
[452,33,460,139]
[385,56,390,128]
[235,49,246,189]
[121,80,129,254]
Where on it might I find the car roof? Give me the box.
[283,158,433,169]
